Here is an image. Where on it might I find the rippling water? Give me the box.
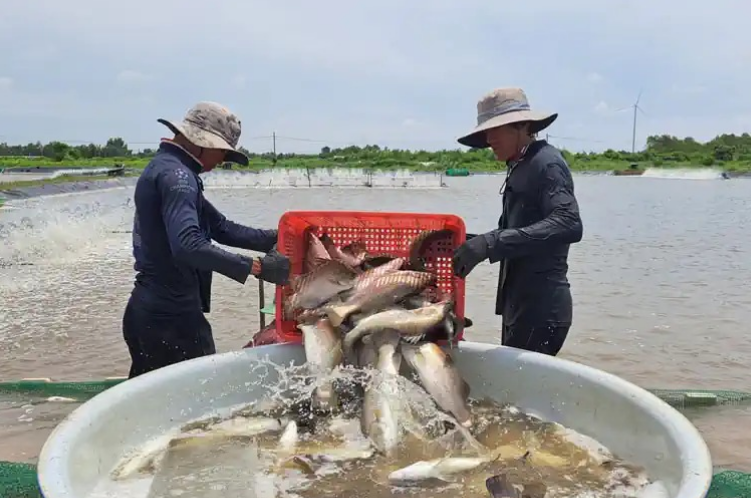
[1,173,750,470]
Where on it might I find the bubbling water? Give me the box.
[97,359,660,498]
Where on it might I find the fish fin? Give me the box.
[326,304,358,328]
[486,474,521,498]
[307,256,332,269]
[289,274,303,293]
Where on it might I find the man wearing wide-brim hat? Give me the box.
[452,87,583,356]
[122,101,291,378]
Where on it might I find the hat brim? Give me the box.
[157,118,249,166]
[457,111,558,149]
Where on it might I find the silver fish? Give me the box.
[342,301,452,365]
[360,330,404,455]
[401,342,472,428]
[326,270,435,327]
[299,317,343,411]
[284,260,358,318]
[388,453,498,484]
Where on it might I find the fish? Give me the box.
[279,455,317,476]
[407,228,456,271]
[351,257,406,292]
[199,416,288,437]
[320,233,368,269]
[340,239,369,262]
[355,334,379,368]
[301,446,376,463]
[486,474,521,498]
[342,301,453,364]
[299,317,344,411]
[388,452,500,484]
[326,270,436,327]
[304,228,331,273]
[110,433,174,480]
[400,341,472,428]
[361,254,399,269]
[284,260,358,318]
[360,330,404,455]
[278,420,298,454]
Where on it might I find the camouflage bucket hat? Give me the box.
[457,87,558,149]
[158,101,249,165]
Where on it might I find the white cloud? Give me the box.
[0,77,12,91]
[587,72,603,84]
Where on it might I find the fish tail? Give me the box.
[401,333,425,345]
[327,304,358,328]
[486,474,519,498]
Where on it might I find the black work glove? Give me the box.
[257,249,290,286]
[258,229,278,253]
[452,234,491,278]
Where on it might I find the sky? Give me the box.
[1,0,751,154]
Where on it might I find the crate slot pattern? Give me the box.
[275,211,466,342]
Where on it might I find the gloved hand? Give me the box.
[256,249,290,285]
[452,234,490,278]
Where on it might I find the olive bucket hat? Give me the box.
[457,87,558,149]
[158,101,249,165]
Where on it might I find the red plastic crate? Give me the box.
[275,210,466,343]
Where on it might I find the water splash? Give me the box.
[641,168,724,180]
[201,169,446,189]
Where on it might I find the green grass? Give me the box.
[3,156,748,173]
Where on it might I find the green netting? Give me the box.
[709,470,751,498]
[0,461,38,498]
[0,378,126,401]
[649,389,751,408]
[2,462,750,498]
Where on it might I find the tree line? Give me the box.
[1,133,751,167]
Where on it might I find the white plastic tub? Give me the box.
[37,342,713,498]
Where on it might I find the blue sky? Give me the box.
[1,0,750,154]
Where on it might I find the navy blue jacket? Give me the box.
[488,140,583,327]
[129,141,277,314]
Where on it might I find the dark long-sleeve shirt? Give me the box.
[487,140,583,327]
[129,141,277,314]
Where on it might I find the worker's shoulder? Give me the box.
[528,144,574,186]
[140,154,196,187]
[529,142,569,168]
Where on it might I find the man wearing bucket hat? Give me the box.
[122,101,290,378]
[452,88,583,356]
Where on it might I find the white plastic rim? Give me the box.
[37,342,713,498]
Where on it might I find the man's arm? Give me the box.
[204,199,278,253]
[485,162,583,263]
[158,168,254,283]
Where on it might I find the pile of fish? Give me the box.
[285,228,473,427]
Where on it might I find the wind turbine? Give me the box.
[616,90,646,153]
